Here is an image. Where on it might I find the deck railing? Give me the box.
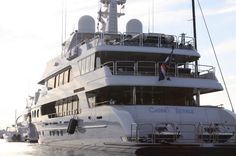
[103,61,216,80]
[96,32,195,50]
[130,122,236,144]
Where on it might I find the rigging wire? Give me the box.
[64,0,67,41]
[61,0,65,56]
[152,0,154,32]
[196,0,234,112]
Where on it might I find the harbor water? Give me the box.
[1,139,232,156]
[0,139,134,156]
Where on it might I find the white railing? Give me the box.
[95,32,195,50]
[130,123,236,144]
[103,61,216,80]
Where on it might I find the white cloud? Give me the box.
[201,38,236,56]
[225,0,236,5]
[205,6,236,15]
[214,38,236,54]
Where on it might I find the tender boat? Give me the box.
[0,129,5,139]
[3,125,25,142]
[3,105,38,143]
[30,0,236,154]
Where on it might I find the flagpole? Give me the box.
[192,0,197,49]
[192,0,200,106]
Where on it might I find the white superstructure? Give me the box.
[31,0,236,153]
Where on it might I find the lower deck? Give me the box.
[34,105,236,149]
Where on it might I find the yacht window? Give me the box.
[72,98,79,114]
[137,61,156,76]
[55,104,59,117]
[54,75,58,88]
[87,86,194,106]
[116,62,135,75]
[47,77,55,90]
[58,102,63,117]
[34,110,36,118]
[86,56,91,73]
[67,98,73,115]
[90,54,95,71]
[59,72,64,86]
[81,59,86,74]
[37,109,39,118]
[55,74,60,87]
[96,57,101,69]
[41,102,56,116]
[64,70,69,84]
[68,68,71,82]
[78,60,82,75]
[88,95,95,108]
[63,101,68,116]
[43,95,79,118]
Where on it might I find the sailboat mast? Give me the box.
[192,0,200,105]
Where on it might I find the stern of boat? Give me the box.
[109,105,236,148]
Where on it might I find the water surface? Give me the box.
[0,139,232,156]
[0,139,134,156]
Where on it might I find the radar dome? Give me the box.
[126,19,142,34]
[78,15,95,33]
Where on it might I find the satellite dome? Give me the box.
[78,15,95,33]
[126,19,143,34]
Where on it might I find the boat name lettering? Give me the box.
[149,107,170,113]
[175,108,194,114]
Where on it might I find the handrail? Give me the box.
[130,122,236,144]
[95,32,195,49]
[102,60,216,80]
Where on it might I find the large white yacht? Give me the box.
[31,0,236,154]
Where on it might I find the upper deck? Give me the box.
[65,32,199,59]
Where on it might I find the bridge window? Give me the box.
[45,67,71,90]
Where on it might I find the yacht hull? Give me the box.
[35,105,236,154]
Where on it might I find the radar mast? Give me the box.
[98,0,126,33]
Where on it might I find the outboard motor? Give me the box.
[67,118,78,134]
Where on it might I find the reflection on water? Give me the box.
[0,139,233,156]
[0,139,134,156]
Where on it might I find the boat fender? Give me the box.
[16,134,21,141]
[12,134,17,141]
[67,118,78,134]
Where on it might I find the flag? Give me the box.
[159,63,166,81]
[159,46,174,81]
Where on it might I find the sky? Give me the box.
[0,0,235,129]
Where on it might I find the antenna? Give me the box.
[61,0,64,48]
[148,0,150,33]
[97,0,102,32]
[61,0,68,57]
[152,0,154,32]
[98,0,126,33]
[61,0,68,42]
